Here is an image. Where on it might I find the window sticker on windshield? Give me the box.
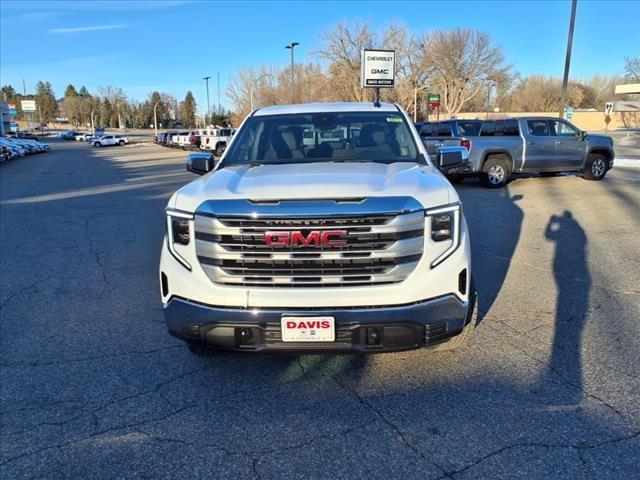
[386,117,403,123]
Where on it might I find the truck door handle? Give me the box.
[557,141,564,145]
[528,141,535,145]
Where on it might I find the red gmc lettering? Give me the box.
[291,231,320,246]
[265,230,348,248]
[265,232,290,247]
[322,230,348,247]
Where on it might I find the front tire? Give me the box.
[118,140,125,146]
[188,343,208,356]
[215,144,226,157]
[480,155,511,188]
[447,174,465,184]
[94,143,102,148]
[583,153,608,181]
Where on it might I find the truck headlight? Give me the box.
[425,203,461,268]
[166,209,193,270]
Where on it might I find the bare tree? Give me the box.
[423,28,508,115]
[314,21,377,102]
[507,75,585,112]
[624,56,640,83]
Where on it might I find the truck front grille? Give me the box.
[194,211,424,288]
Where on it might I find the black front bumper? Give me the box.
[163,294,473,353]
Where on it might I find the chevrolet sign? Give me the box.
[360,49,396,88]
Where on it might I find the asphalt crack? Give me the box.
[0,344,182,368]
[436,430,640,479]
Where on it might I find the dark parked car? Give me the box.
[416,120,483,157]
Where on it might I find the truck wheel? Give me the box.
[583,153,608,181]
[428,282,477,352]
[118,140,125,146]
[187,342,208,356]
[446,174,465,184]
[480,155,511,188]
[215,144,226,157]
[94,142,102,148]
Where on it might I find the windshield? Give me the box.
[222,111,420,166]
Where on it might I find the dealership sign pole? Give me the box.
[360,49,396,107]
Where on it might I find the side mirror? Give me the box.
[579,130,587,140]
[436,146,469,173]
[187,153,214,175]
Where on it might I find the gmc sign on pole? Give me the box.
[360,49,396,88]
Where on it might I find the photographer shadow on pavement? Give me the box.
[544,210,591,404]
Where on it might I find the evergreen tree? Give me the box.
[64,84,78,98]
[79,86,90,97]
[35,81,58,123]
[100,98,113,128]
[180,91,197,128]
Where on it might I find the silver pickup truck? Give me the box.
[420,117,615,188]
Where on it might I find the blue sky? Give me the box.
[1,0,639,113]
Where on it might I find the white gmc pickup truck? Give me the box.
[160,102,476,355]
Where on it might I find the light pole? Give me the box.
[203,76,211,124]
[153,100,161,137]
[413,85,429,122]
[486,81,495,119]
[250,73,275,112]
[90,108,96,134]
[559,0,577,119]
[285,42,299,103]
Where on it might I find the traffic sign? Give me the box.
[566,106,573,120]
[605,102,613,115]
[428,93,440,103]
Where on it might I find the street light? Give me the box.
[413,85,429,122]
[203,76,212,124]
[559,0,577,118]
[153,100,161,137]
[250,73,275,112]
[285,42,300,103]
[486,81,495,119]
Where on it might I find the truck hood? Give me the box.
[171,162,453,212]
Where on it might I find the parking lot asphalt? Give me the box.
[1,141,639,479]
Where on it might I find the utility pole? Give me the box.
[22,79,26,95]
[486,81,495,119]
[285,42,300,104]
[559,0,577,119]
[203,76,211,125]
[250,73,275,112]
[153,100,161,137]
[217,72,221,116]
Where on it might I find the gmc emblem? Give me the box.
[265,230,348,247]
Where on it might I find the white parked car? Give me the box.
[160,102,476,355]
[200,127,235,156]
[91,135,128,147]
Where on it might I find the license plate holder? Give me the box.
[281,316,335,342]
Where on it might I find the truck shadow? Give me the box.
[456,181,523,325]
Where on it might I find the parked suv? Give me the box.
[160,102,476,355]
[463,117,615,187]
